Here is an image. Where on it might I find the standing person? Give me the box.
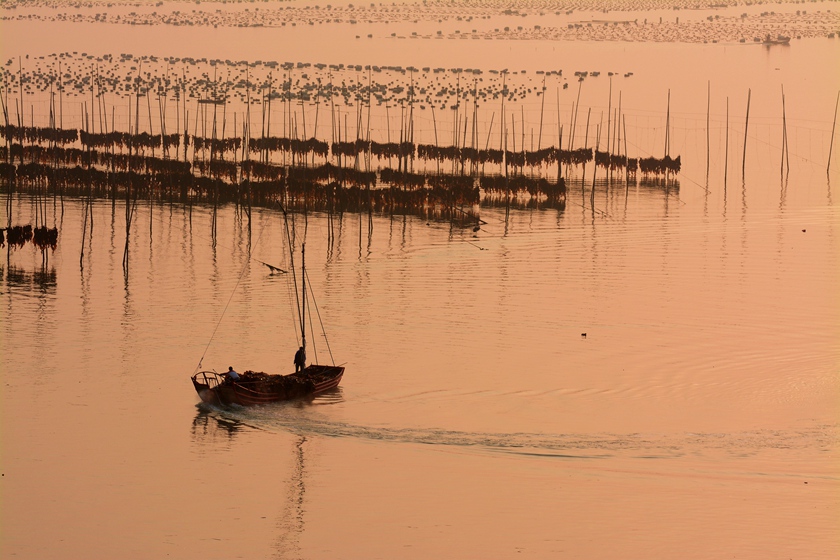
[294,346,306,373]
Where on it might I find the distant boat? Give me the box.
[763,34,791,45]
[191,216,344,406]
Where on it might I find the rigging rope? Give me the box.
[306,268,336,366]
[306,286,319,366]
[281,204,304,345]
[193,223,268,374]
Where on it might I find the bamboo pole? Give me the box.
[473,77,479,177]
[568,82,582,179]
[409,69,415,174]
[828,91,839,173]
[613,102,620,160]
[245,67,251,166]
[147,88,154,157]
[330,71,337,169]
[462,111,469,175]
[591,119,601,207]
[315,78,322,167]
[725,96,729,187]
[59,60,63,128]
[504,111,509,198]
[455,71,460,160]
[557,88,562,183]
[571,80,582,149]
[742,88,751,179]
[706,81,710,178]
[266,73,272,166]
[192,98,200,178]
[781,85,789,175]
[665,88,670,158]
[182,69,188,163]
[80,103,88,267]
[537,74,546,152]
[484,111,494,178]
[365,70,372,174]
[607,76,612,181]
[18,58,23,160]
[431,104,439,175]
[520,104,525,175]
[511,112,516,176]
[300,96,307,143]
[262,75,269,166]
[500,71,506,176]
[623,114,629,182]
[582,108,591,182]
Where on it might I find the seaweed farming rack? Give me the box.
[0,123,685,213]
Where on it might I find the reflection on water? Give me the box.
[1,4,839,557]
[274,436,307,560]
[191,408,246,446]
[193,406,311,559]
[2,78,838,560]
[2,264,57,295]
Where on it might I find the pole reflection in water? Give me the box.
[3,264,57,294]
[274,436,307,560]
[189,405,315,559]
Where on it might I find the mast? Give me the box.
[300,243,306,352]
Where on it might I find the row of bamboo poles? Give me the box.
[0,60,684,194]
[0,63,690,272]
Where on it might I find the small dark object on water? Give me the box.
[32,226,59,250]
[473,225,480,232]
[5,225,33,248]
[802,229,806,232]
[258,260,287,274]
[581,333,587,338]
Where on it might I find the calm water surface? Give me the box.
[2,4,840,558]
[2,170,838,557]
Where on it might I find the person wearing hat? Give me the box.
[226,366,240,380]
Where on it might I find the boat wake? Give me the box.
[196,403,838,462]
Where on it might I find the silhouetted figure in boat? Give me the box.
[294,347,306,373]
[226,366,240,381]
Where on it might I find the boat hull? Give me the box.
[192,365,344,406]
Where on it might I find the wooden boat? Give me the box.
[763,34,791,45]
[192,365,344,406]
[190,219,344,406]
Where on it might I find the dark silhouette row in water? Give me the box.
[0,155,564,206]
[0,224,58,250]
[594,150,681,175]
[1,125,681,178]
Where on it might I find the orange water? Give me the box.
[2,4,839,559]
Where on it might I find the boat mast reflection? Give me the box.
[274,436,307,560]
